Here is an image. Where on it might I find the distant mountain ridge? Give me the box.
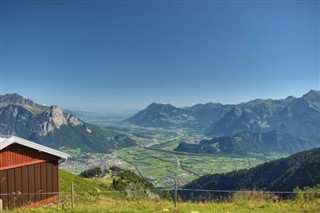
[174,130,319,155]
[0,93,136,152]
[125,102,197,128]
[125,90,320,139]
[0,93,46,113]
[180,147,320,200]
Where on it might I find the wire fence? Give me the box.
[1,185,320,211]
[1,187,320,196]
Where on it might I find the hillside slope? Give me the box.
[11,169,319,212]
[180,147,320,200]
[174,130,319,155]
[60,167,169,201]
[59,169,111,193]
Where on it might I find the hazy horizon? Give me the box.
[1,1,319,113]
[0,89,318,115]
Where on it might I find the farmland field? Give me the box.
[115,146,285,187]
[62,126,288,188]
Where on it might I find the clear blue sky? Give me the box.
[1,0,319,113]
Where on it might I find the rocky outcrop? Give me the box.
[39,106,83,136]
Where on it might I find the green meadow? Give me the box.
[115,146,285,187]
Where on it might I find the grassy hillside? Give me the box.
[180,147,320,201]
[6,169,320,212]
[12,199,320,213]
[59,169,111,194]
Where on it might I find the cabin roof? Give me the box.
[0,135,69,160]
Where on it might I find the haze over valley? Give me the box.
[1,90,319,188]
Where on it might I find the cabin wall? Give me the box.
[0,160,59,210]
[0,144,58,169]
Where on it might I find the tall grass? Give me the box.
[6,170,320,212]
[9,197,320,213]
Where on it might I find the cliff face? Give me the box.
[39,105,84,136]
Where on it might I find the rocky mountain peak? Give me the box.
[185,102,224,112]
[40,105,83,136]
[0,93,46,113]
[44,106,66,125]
[302,90,320,103]
[0,93,39,107]
[146,102,176,111]
[0,93,26,103]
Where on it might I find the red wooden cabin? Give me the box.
[0,136,68,210]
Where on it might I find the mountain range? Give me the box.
[174,130,319,155]
[1,90,319,155]
[0,93,136,153]
[125,90,320,139]
[179,146,320,201]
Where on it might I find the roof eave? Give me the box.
[0,136,70,160]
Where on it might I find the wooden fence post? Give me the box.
[174,180,177,211]
[0,199,2,211]
[71,182,74,210]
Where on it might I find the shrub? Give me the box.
[294,184,320,202]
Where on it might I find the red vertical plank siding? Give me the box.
[15,167,23,207]
[40,162,47,200]
[21,166,29,206]
[0,170,8,209]
[28,165,35,204]
[0,143,62,209]
[52,162,58,196]
[34,164,41,202]
[7,169,15,209]
[46,163,53,199]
